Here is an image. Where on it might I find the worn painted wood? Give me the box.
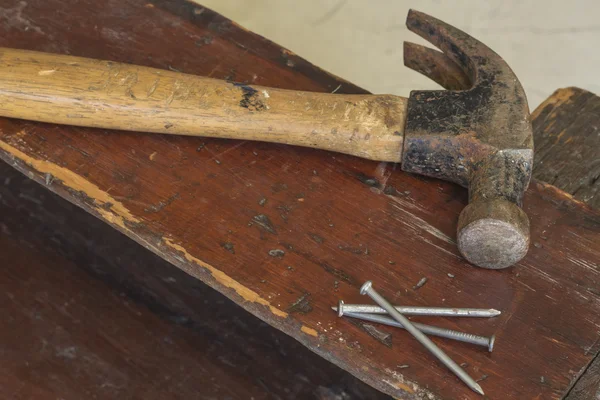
[0,165,386,400]
[0,1,599,399]
[0,48,406,162]
[532,87,600,208]
[565,353,600,400]
[532,87,600,400]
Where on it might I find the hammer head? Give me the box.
[401,10,533,269]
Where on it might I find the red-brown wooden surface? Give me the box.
[0,1,599,399]
[0,165,385,399]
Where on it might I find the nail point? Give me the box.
[473,383,485,395]
[360,281,372,295]
[490,308,502,317]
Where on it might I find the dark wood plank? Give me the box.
[532,87,600,208]
[0,1,599,399]
[565,353,600,400]
[532,88,600,399]
[0,165,386,400]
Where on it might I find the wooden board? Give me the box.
[533,87,600,399]
[0,165,385,400]
[533,87,600,208]
[0,1,599,399]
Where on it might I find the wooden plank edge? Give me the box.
[4,131,600,398]
[531,87,581,121]
[0,138,429,399]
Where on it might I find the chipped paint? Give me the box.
[382,368,440,398]
[0,138,291,325]
[301,325,318,337]
[383,380,415,394]
[163,237,288,319]
[531,88,575,120]
[0,139,139,228]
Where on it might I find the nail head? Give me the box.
[360,281,372,295]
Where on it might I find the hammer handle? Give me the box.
[0,48,406,162]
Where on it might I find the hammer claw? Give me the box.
[406,9,482,82]
[403,42,470,91]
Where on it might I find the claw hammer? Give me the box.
[0,10,533,269]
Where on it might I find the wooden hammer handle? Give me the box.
[0,48,407,162]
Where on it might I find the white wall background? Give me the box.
[196,0,600,109]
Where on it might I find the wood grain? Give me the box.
[532,87,600,208]
[0,48,405,162]
[565,353,600,400]
[0,1,598,399]
[0,165,386,400]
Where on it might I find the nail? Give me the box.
[333,300,500,318]
[360,281,484,396]
[338,309,495,352]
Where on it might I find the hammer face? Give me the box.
[402,10,533,268]
[458,200,530,269]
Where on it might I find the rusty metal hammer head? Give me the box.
[401,10,533,269]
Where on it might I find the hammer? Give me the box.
[0,10,532,269]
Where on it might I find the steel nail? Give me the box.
[333,301,501,318]
[360,281,484,396]
[338,310,495,352]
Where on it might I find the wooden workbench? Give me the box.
[0,1,598,399]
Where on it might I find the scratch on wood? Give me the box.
[522,263,560,285]
[566,254,599,272]
[164,237,288,319]
[517,279,537,292]
[165,79,184,106]
[0,139,139,229]
[144,193,179,213]
[533,181,589,207]
[38,69,57,76]
[147,78,160,98]
[389,200,455,245]
[387,192,429,213]
[287,292,312,314]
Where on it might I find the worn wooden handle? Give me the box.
[0,48,407,162]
